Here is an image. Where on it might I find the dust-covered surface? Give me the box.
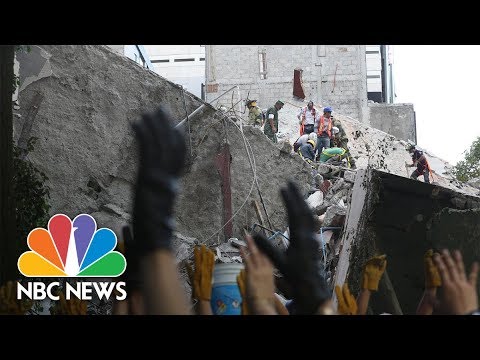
[177,117,312,244]
[14,45,203,224]
[339,169,480,314]
[14,45,312,249]
[427,208,480,296]
[271,101,478,197]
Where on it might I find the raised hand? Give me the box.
[252,181,330,314]
[433,249,479,314]
[362,255,387,291]
[132,106,186,255]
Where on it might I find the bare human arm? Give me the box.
[433,249,479,315]
[239,235,277,315]
[416,249,441,315]
[356,288,370,315]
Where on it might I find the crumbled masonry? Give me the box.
[14,45,480,314]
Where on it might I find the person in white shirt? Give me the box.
[297,100,319,136]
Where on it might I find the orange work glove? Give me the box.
[192,245,215,301]
[0,281,33,315]
[362,254,387,291]
[424,249,441,288]
[236,269,249,315]
[51,289,87,315]
[335,283,358,315]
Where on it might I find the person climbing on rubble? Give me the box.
[298,136,317,165]
[293,132,317,153]
[264,100,284,143]
[319,146,350,167]
[315,106,334,160]
[298,100,319,136]
[406,144,432,184]
[332,118,356,169]
[246,99,263,127]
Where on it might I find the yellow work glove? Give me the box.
[192,245,215,301]
[0,281,33,315]
[50,288,87,315]
[424,249,441,288]
[335,283,357,315]
[362,254,387,291]
[236,269,249,315]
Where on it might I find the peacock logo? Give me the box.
[18,214,126,277]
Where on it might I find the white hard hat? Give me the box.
[332,126,340,134]
[308,132,317,141]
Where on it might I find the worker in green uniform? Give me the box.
[332,118,356,169]
[264,100,284,143]
[246,100,263,127]
[319,147,349,166]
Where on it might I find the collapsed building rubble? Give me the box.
[13,45,480,314]
[333,169,480,314]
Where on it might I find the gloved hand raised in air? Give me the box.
[132,107,187,255]
[252,181,331,314]
[335,283,357,315]
[362,254,387,291]
[424,249,442,288]
[186,245,215,302]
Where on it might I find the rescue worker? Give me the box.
[406,144,431,184]
[298,137,316,166]
[297,100,319,136]
[332,118,356,169]
[264,100,284,143]
[319,147,349,166]
[316,106,334,159]
[246,99,263,127]
[293,132,317,153]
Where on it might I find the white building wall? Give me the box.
[144,45,205,99]
[206,45,368,123]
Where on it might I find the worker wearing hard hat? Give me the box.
[331,119,356,169]
[246,100,263,127]
[406,144,432,184]
[298,136,317,164]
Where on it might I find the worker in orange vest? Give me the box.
[406,144,432,184]
[297,100,319,136]
[315,106,334,160]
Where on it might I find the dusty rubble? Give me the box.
[14,45,480,313]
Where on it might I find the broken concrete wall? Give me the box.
[334,169,480,314]
[205,45,368,123]
[15,45,204,223]
[367,103,416,143]
[15,45,312,247]
[179,118,312,244]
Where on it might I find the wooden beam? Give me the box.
[251,199,268,237]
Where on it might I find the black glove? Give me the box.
[253,181,330,314]
[132,107,186,255]
[121,225,142,294]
